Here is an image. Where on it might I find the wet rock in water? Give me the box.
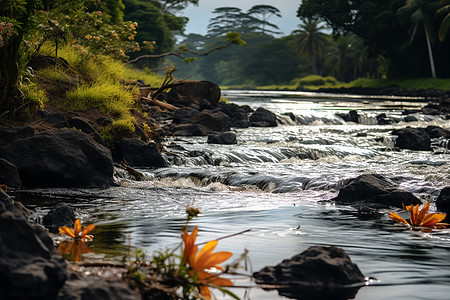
[207,132,237,144]
[0,194,67,299]
[0,128,114,187]
[436,187,450,218]
[43,203,76,234]
[425,126,450,139]
[336,110,359,123]
[376,113,395,125]
[165,80,221,106]
[392,128,431,151]
[332,174,421,208]
[0,158,22,188]
[404,115,418,122]
[249,107,277,127]
[117,138,167,168]
[58,273,140,300]
[253,246,366,300]
[216,102,250,128]
[191,110,231,132]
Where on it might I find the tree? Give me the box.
[298,0,450,78]
[207,7,246,37]
[0,0,42,116]
[292,19,329,75]
[324,34,359,81]
[436,0,450,41]
[398,0,441,78]
[100,0,125,24]
[247,5,282,35]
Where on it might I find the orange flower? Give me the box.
[182,226,233,300]
[59,219,95,241]
[389,203,448,228]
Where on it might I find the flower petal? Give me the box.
[416,203,430,224]
[389,212,409,225]
[200,251,233,269]
[80,224,95,238]
[193,240,218,269]
[421,213,447,227]
[74,219,82,237]
[59,226,76,238]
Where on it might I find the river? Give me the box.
[19,90,450,299]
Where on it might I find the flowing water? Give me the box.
[18,90,450,299]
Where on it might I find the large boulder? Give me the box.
[67,117,106,146]
[0,128,114,187]
[0,194,68,299]
[165,80,221,106]
[43,203,76,234]
[253,246,366,299]
[0,158,22,188]
[249,107,277,127]
[171,124,212,136]
[117,138,168,168]
[332,174,421,208]
[392,128,431,151]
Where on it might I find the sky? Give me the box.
[181,0,302,36]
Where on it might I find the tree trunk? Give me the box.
[424,21,437,78]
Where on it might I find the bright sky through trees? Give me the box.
[182,0,300,36]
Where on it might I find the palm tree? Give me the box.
[398,0,441,78]
[292,19,329,75]
[436,1,450,41]
[324,34,359,82]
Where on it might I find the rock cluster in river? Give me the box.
[253,245,366,299]
[332,174,422,208]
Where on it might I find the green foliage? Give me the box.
[293,75,338,87]
[99,119,135,148]
[123,66,165,86]
[19,80,48,109]
[297,0,450,78]
[0,0,43,115]
[65,80,135,118]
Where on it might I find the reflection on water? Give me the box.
[17,90,450,299]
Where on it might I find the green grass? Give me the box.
[223,76,450,91]
[65,80,136,119]
[349,78,450,90]
[123,66,165,87]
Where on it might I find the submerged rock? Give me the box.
[332,174,421,208]
[0,128,114,187]
[253,246,366,300]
